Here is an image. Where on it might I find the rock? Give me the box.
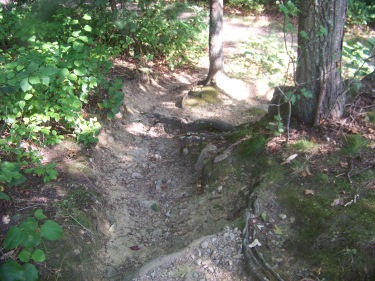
[278,214,287,220]
[201,241,209,249]
[132,172,142,179]
[106,266,118,280]
[195,144,217,172]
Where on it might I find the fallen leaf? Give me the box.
[301,168,312,177]
[130,245,140,251]
[281,154,298,165]
[249,239,262,248]
[304,189,315,195]
[330,198,341,206]
[274,225,284,235]
[340,161,348,168]
[368,142,375,149]
[311,136,317,143]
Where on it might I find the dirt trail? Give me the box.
[92,15,278,280]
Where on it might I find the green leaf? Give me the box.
[72,30,81,37]
[74,60,83,67]
[18,250,31,263]
[20,78,32,92]
[78,35,88,43]
[274,225,284,235]
[34,209,47,220]
[299,30,310,41]
[28,76,40,85]
[261,211,267,222]
[40,66,58,76]
[3,227,25,249]
[83,14,91,20]
[31,249,46,262]
[20,217,38,232]
[0,191,10,200]
[41,76,50,86]
[73,41,84,52]
[89,76,97,87]
[68,73,78,81]
[60,68,70,78]
[22,230,42,248]
[22,263,38,281]
[0,260,25,281]
[19,101,26,109]
[70,19,79,25]
[24,93,33,100]
[27,62,39,73]
[83,25,92,32]
[73,68,86,76]
[40,220,62,241]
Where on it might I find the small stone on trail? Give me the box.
[278,214,287,220]
[201,241,209,249]
[183,147,189,155]
[132,172,142,179]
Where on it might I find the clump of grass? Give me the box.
[239,135,267,157]
[342,134,369,156]
[368,111,375,124]
[291,139,319,153]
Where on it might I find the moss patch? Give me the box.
[183,86,222,107]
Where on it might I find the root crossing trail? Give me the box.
[92,15,277,281]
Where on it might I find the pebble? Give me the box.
[201,241,209,249]
[132,172,142,179]
[278,214,287,220]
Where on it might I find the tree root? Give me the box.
[242,194,284,281]
[150,113,236,133]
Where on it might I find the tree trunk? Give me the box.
[199,0,224,86]
[109,0,116,12]
[296,0,347,125]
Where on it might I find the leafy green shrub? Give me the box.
[0,5,127,195]
[342,38,375,79]
[347,0,375,25]
[243,35,290,83]
[227,0,267,13]
[112,2,207,68]
[0,209,62,281]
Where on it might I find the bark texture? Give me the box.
[200,0,224,86]
[296,0,347,125]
